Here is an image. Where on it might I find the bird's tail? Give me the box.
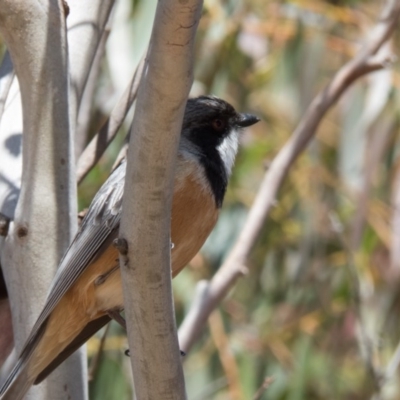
[0,357,35,400]
[0,313,111,400]
[0,313,47,400]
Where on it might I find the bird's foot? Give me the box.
[107,309,126,330]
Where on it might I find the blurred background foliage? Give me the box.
[77,0,400,399]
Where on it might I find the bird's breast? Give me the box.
[170,161,218,276]
[91,158,218,312]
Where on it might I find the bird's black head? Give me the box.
[181,96,259,208]
[182,96,259,149]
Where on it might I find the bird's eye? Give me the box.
[212,118,225,131]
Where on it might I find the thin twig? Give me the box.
[75,15,113,158]
[178,0,400,353]
[76,56,146,184]
[112,133,129,171]
[253,376,274,400]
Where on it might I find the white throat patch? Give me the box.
[217,128,240,177]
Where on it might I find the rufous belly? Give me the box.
[30,161,218,374]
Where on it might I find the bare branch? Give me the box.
[253,376,274,400]
[67,0,114,157]
[178,0,400,353]
[76,56,145,183]
[118,0,203,398]
[75,16,112,157]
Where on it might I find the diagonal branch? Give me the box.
[76,56,145,184]
[75,15,113,157]
[178,0,400,353]
[66,0,115,158]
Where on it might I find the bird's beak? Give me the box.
[236,113,260,128]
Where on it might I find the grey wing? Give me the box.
[21,159,127,356]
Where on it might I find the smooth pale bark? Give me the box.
[0,3,115,388]
[118,0,203,399]
[0,0,114,219]
[0,1,85,399]
[0,48,22,382]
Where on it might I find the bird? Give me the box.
[0,95,259,400]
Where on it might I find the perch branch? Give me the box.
[118,0,203,398]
